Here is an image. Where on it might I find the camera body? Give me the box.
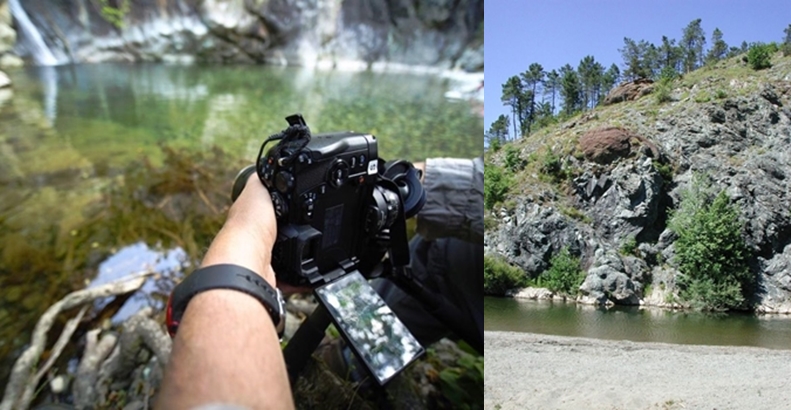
[246,114,421,287]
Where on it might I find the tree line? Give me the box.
[486,20,791,147]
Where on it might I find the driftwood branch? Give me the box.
[0,272,150,410]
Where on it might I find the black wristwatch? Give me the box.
[166,264,286,339]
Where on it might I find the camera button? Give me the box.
[328,160,349,188]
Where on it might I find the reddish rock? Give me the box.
[579,127,660,164]
[603,79,654,105]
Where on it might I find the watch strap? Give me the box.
[166,264,285,338]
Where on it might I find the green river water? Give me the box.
[485,297,791,349]
[0,63,483,381]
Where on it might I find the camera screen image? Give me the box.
[314,271,424,385]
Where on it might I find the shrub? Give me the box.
[620,236,638,256]
[538,247,584,295]
[540,150,561,174]
[504,145,526,172]
[668,175,752,310]
[747,43,774,70]
[484,164,510,210]
[484,255,527,295]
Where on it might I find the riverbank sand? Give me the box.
[485,331,791,410]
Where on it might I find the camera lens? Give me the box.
[366,186,401,233]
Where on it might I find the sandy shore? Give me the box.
[485,331,791,410]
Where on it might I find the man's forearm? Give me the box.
[157,289,294,410]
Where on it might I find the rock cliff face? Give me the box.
[10,0,483,70]
[485,56,791,311]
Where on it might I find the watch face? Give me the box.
[314,271,424,385]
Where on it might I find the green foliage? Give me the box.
[620,236,638,256]
[654,78,672,104]
[540,150,561,176]
[484,165,510,210]
[653,160,674,183]
[559,205,591,223]
[484,255,527,295]
[668,175,752,310]
[715,89,728,99]
[98,0,130,28]
[538,247,584,295]
[747,43,774,70]
[503,144,526,172]
[437,353,484,410]
[484,215,498,231]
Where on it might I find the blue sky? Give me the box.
[484,0,791,133]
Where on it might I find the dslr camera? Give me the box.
[233,114,425,287]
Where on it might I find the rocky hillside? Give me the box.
[485,52,791,312]
[8,0,482,70]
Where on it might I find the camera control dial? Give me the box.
[270,191,288,219]
[275,171,295,193]
[328,159,349,188]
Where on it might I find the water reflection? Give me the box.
[485,297,791,349]
[90,242,187,323]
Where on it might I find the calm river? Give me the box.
[485,297,791,349]
[0,63,482,381]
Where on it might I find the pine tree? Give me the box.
[659,35,683,75]
[601,64,620,97]
[544,69,560,114]
[520,63,544,136]
[485,114,510,148]
[705,28,728,64]
[681,18,706,72]
[782,24,791,55]
[559,64,581,116]
[501,76,523,140]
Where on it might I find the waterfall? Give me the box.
[7,0,61,65]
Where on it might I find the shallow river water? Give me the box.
[0,63,483,380]
[485,296,791,349]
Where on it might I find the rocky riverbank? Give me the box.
[485,53,791,312]
[485,331,791,410]
[8,0,482,71]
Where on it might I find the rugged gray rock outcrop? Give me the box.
[10,0,483,70]
[486,60,791,310]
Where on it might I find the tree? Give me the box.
[620,38,657,80]
[520,63,544,136]
[782,24,791,55]
[543,69,560,114]
[601,64,620,96]
[501,76,523,140]
[658,35,683,75]
[577,55,604,109]
[681,18,706,72]
[559,64,581,116]
[485,114,509,149]
[669,175,752,310]
[705,28,728,64]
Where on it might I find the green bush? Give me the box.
[747,43,774,70]
[484,165,510,210]
[538,247,584,295]
[620,236,638,256]
[504,145,526,172]
[484,255,527,295]
[668,175,752,310]
[540,150,561,175]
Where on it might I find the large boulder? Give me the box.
[603,78,654,105]
[579,248,642,305]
